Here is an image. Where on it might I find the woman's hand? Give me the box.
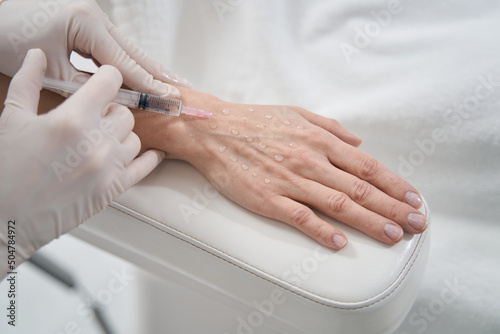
[134,90,428,250]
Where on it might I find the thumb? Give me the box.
[3,49,47,126]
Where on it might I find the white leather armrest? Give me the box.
[71,160,430,334]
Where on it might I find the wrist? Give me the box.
[132,86,225,162]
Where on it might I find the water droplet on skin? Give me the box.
[265,114,273,119]
[274,155,284,162]
[264,178,271,184]
[229,156,237,162]
[258,142,267,149]
[283,120,291,125]
[231,129,239,136]
[296,125,304,130]
[241,164,249,170]
[257,124,266,129]
[241,117,248,122]
[222,109,230,115]
[218,146,226,153]
[275,135,283,139]
[289,142,298,148]
[245,136,253,142]
[252,172,258,177]
[248,108,254,112]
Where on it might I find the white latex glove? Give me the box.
[0,49,165,277]
[0,0,191,97]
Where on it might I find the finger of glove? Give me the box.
[43,57,91,97]
[105,22,193,89]
[3,49,47,126]
[61,65,123,118]
[83,26,181,98]
[102,103,135,142]
[123,149,165,189]
[117,131,142,166]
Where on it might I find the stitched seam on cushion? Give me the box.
[109,202,427,310]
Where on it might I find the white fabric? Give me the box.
[106,0,500,333]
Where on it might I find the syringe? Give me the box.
[42,77,212,118]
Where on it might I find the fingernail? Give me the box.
[333,234,347,248]
[160,83,181,99]
[407,213,428,231]
[404,191,422,209]
[384,224,403,241]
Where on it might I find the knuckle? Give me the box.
[308,130,330,152]
[309,223,329,242]
[327,192,350,214]
[64,2,98,20]
[290,148,312,168]
[351,180,372,202]
[328,118,340,128]
[387,203,401,221]
[117,105,134,123]
[359,157,380,180]
[288,206,313,228]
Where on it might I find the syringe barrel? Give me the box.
[114,89,142,109]
[115,89,182,116]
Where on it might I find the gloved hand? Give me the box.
[0,0,191,98]
[0,49,165,276]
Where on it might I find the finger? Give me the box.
[288,180,404,245]
[118,131,142,166]
[102,103,135,142]
[45,55,92,83]
[79,25,181,98]
[290,106,362,147]
[43,57,91,98]
[62,65,123,117]
[334,175,427,234]
[123,149,166,189]
[106,23,193,89]
[264,195,348,250]
[326,139,423,209]
[300,158,428,234]
[3,49,47,124]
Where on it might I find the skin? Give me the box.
[0,73,428,250]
